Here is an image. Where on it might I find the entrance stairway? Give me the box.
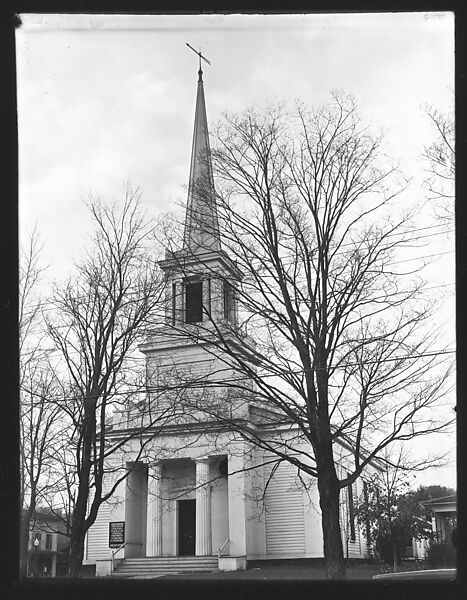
[112,556,219,578]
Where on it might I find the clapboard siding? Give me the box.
[86,479,112,561]
[211,478,229,553]
[351,479,363,557]
[264,461,305,555]
[86,503,111,560]
[341,478,362,557]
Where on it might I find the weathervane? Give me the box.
[186,43,211,71]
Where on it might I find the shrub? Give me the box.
[426,543,456,568]
[374,536,399,565]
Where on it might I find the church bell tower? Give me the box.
[158,64,243,332]
[140,62,255,410]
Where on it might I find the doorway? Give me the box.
[178,499,196,556]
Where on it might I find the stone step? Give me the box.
[116,565,217,571]
[122,557,218,563]
[117,560,217,567]
[115,569,216,575]
[113,556,218,577]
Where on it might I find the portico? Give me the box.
[124,454,235,559]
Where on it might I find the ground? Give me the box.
[155,560,432,581]
[27,559,446,580]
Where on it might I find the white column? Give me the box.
[431,515,437,541]
[51,554,57,577]
[146,461,163,556]
[195,457,212,556]
[227,452,247,556]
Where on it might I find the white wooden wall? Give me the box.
[264,461,306,556]
[85,476,112,562]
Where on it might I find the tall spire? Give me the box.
[183,66,221,252]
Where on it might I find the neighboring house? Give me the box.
[423,494,457,544]
[407,537,429,561]
[404,494,457,561]
[84,64,382,575]
[26,510,70,576]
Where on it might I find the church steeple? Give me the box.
[158,57,244,331]
[183,66,221,253]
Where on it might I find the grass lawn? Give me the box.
[159,560,431,581]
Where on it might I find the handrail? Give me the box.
[111,542,127,572]
[217,538,230,558]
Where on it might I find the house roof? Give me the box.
[422,494,457,506]
[22,507,66,523]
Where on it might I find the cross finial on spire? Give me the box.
[186,43,211,79]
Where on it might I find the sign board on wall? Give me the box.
[109,521,125,548]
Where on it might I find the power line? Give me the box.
[20,225,454,319]
[386,250,453,267]
[21,249,454,320]
[20,347,455,403]
[20,278,455,348]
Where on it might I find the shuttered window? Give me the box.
[347,472,356,542]
[363,480,371,545]
[171,283,177,324]
[223,281,234,321]
[264,461,305,555]
[185,281,203,323]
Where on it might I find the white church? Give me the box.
[84,62,379,577]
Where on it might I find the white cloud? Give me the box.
[17,14,455,486]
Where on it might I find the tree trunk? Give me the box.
[318,470,345,579]
[393,543,398,573]
[19,517,30,578]
[68,479,91,576]
[69,526,86,577]
[314,355,346,580]
[68,400,96,576]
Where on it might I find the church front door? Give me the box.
[178,499,196,556]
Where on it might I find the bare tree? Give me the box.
[19,231,67,577]
[45,185,176,575]
[19,229,45,360]
[164,94,454,579]
[423,102,455,222]
[20,358,66,576]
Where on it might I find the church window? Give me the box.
[223,281,235,321]
[171,282,177,325]
[185,280,203,323]
[206,277,211,316]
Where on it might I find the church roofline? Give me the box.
[139,323,257,358]
[106,416,256,441]
[251,405,385,472]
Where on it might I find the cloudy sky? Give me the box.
[16,12,455,486]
